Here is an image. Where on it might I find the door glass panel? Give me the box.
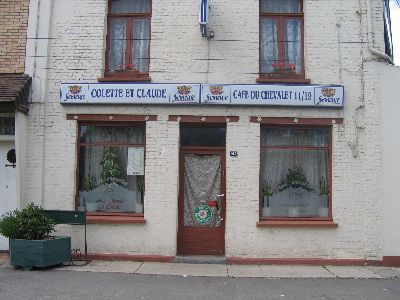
[183,154,222,227]
[180,127,226,147]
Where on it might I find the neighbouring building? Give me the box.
[0,0,31,251]
[4,0,399,265]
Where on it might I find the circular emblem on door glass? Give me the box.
[194,205,213,225]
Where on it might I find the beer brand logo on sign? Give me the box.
[69,85,82,95]
[316,87,341,105]
[194,205,213,225]
[209,85,224,95]
[321,88,336,97]
[177,86,192,95]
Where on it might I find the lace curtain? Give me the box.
[132,19,150,72]
[109,19,127,71]
[260,18,278,73]
[183,154,222,227]
[284,19,302,74]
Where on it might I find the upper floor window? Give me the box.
[102,0,151,81]
[259,0,308,83]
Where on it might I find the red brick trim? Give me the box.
[168,115,239,123]
[383,256,400,267]
[250,117,344,125]
[86,215,146,224]
[257,220,338,228]
[85,253,174,263]
[226,257,381,266]
[67,114,157,122]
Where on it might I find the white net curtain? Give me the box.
[260,0,302,74]
[109,0,150,72]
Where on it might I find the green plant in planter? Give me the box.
[318,177,329,210]
[263,181,273,197]
[0,203,55,240]
[278,167,313,192]
[318,177,329,196]
[0,203,71,270]
[262,180,273,207]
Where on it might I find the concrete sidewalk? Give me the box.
[1,254,399,279]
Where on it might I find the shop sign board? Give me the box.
[201,84,344,107]
[60,83,201,104]
[60,83,344,107]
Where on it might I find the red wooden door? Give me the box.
[177,148,226,255]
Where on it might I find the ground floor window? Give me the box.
[77,123,145,214]
[0,116,15,135]
[260,126,331,218]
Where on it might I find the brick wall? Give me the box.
[25,0,388,258]
[0,0,29,73]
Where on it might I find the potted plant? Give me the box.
[271,62,296,78]
[262,180,273,216]
[278,167,312,217]
[318,177,329,217]
[0,203,71,270]
[135,176,144,213]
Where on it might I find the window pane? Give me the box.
[80,125,145,144]
[262,128,329,147]
[261,0,301,13]
[109,19,127,71]
[260,18,278,73]
[132,18,150,72]
[0,117,15,135]
[78,146,144,213]
[181,127,226,147]
[284,18,302,74]
[261,149,329,217]
[111,0,150,13]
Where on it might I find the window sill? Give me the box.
[256,220,338,228]
[86,214,146,224]
[257,77,311,84]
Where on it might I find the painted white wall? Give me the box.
[381,64,400,256]
[15,111,28,208]
[0,139,17,250]
[23,0,390,258]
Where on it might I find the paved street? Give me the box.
[1,255,399,299]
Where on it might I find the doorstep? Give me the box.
[174,255,226,265]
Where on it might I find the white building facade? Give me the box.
[20,0,400,265]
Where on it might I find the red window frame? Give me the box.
[75,121,146,223]
[259,125,333,224]
[99,0,152,82]
[258,1,309,83]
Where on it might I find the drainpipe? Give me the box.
[366,0,394,64]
